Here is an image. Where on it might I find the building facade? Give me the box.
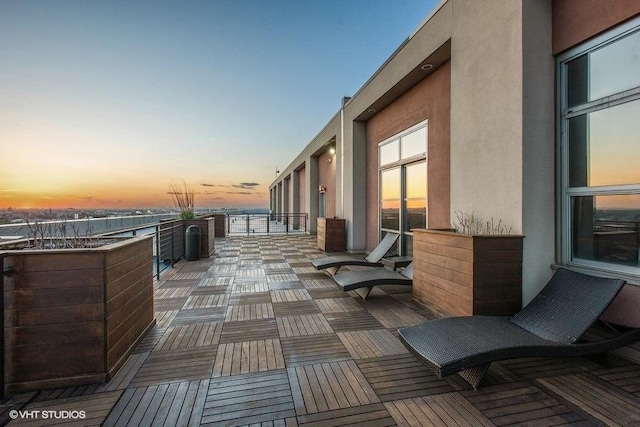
[269,0,640,317]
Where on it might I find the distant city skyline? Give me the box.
[0,0,439,209]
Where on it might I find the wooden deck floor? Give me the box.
[3,234,640,426]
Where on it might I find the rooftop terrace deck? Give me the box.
[3,234,640,426]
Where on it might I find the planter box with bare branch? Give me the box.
[1,235,155,394]
[413,229,523,317]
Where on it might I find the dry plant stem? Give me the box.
[169,181,195,219]
[454,211,513,235]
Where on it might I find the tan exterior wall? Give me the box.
[318,149,336,218]
[298,167,306,216]
[552,0,640,54]
[365,61,451,252]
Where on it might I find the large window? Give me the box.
[379,122,427,256]
[559,18,640,274]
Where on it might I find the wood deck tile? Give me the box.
[337,330,409,359]
[199,276,234,287]
[268,273,300,283]
[212,339,286,377]
[156,322,223,351]
[229,292,272,305]
[281,334,351,367]
[293,267,317,274]
[103,379,208,427]
[225,303,275,322]
[15,390,123,426]
[220,318,279,344]
[232,282,270,294]
[593,365,640,397]
[153,310,179,329]
[156,287,193,299]
[296,403,394,427]
[171,307,226,326]
[202,370,295,426]
[133,325,166,353]
[97,352,150,392]
[358,354,454,401]
[170,271,207,280]
[367,307,426,329]
[301,279,337,289]
[462,382,589,426]
[288,360,380,416]
[316,298,364,313]
[324,311,385,332]
[183,294,229,309]
[538,373,640,426]
[265,263,291,270]
[497,356,600,380]
[297,273,331,280]
[159,279,199,288]
[277,314,333,337]
[190,285,230,295]
[130,347,216,387]
[307,288,349,299]
[269,281,305,290]
[236,268,266,279]
[273,301,320,316]
[271,289,313,303]
[385,393,494,427]
[209,264,238,273]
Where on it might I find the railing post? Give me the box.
[286,214,289,234]
[155,225,161,280]
[246,215,250,235]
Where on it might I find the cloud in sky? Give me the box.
[201,182,260,191]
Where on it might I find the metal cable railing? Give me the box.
[227,213,307,235]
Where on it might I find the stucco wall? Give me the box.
[318,149,336,218]
[450,0,524,232]
[297,167,306,217]
[365,61,451,252]
[552,0,640,54]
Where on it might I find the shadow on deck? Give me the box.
[3,234,640,426]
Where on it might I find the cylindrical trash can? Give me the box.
[185,225,201,261]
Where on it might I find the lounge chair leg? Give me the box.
[353,287,373,300]
[458,364,490,390]
[327,266,340,276]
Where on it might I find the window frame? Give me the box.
[378,121,427,256]
[557,17,640,276]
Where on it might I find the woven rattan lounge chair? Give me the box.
[398,268,640,389]
[333,262,413,300]
[311,232,399,275]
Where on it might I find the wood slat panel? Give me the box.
[220,318,279,344]
[271,289,313,303]
[316,298,363,313]
[538,374,640,426]
[203,370,295,426]
[385,393,494,427]
[225,303,274,322]
[281,334,351,367]
[288,360,380,415]
[277,314,333,337]
[130,347,216,387]
[358,354,454,401]
[212,339,285,377]
[337,330,409,359]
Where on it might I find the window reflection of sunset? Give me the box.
[587,100,640,187]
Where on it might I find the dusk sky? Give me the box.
[0,0,439,210]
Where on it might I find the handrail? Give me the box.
[227,213,308,235]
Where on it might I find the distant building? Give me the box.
[270,0,640,318]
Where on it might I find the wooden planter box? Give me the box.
[1,235,155,394]
[317,218,346,252]
[184,218,216,257]
[413,229,523,317]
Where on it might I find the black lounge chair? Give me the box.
[333,262,413,300]
[398,268,640,389]
[311,232,399,275]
